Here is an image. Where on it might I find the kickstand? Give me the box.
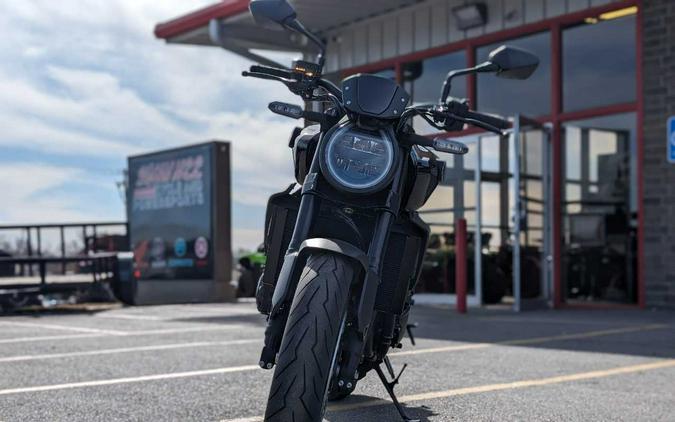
[375,357,420,422]
[406,323,418,346]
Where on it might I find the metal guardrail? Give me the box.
[0,253,119,292]
[0,222,128,276]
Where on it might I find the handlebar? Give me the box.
[243,64,342,103]
[249,65,296,80]
[243,66,507,134]
[315,79,342,101]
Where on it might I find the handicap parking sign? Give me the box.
[669,116,675,163]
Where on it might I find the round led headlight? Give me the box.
[320,123,396,193]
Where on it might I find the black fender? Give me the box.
[270,238,368,315]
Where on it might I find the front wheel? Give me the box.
[264,253,355,422]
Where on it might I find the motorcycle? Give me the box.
[243,1,538,420]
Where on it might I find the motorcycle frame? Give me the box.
[260,120,428,370]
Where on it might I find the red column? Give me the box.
[551,23,563,308]
[456,218,467,314]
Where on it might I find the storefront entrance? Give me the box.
[562,114,638,304]
[417,116,552,310]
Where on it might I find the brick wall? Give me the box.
[642,0,675,308]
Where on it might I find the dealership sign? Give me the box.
[669,116,675,163]
[128,144,213,280]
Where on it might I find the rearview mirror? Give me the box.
[439,45,539,103]
[487,45,539,80]
[249,0,297,28]
[249,0,327,72]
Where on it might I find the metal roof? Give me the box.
[154,0,425,65]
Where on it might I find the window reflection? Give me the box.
[563,15,636,111]
[562,113,637,303]
[402,51,467,134]
[476,31,551,116]
[417,127,549,303]
[402,51,467,103]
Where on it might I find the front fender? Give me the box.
[270,238,367,315]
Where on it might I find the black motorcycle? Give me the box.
[244,1,538,420]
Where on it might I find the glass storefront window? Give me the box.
[562,113,637,303]
[403,51,467,104]
[402,51,467,134]
[480,135,501,173]
[476,31,551,117]
[562,15,636,111]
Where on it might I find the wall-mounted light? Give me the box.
[599,6,637,21]
[583,6,637,25]
[452,3,488,31]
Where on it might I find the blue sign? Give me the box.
[669,116,675,163]
[174,237,187,258]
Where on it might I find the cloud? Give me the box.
[0,163,92,223]
[0,0,303,250]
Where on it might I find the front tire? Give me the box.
[264,253,354,422]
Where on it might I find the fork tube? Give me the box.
[287,193,317,253]
[357,153,406,333]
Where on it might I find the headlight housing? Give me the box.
[320,123,396,193]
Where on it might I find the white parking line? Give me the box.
[127,326,250,335]
[332,359,675,413]
[162,305,260,314]
[0,339,260,363]
[0,333,104,345]
[0,325,253,344]
[390,323,668,357]
[94,313,166,321]
[94,309,261,321]
[0,322,666,398]
[0,365,260,396]
[0,321,126,335]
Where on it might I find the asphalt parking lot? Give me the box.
[0,301,673,422]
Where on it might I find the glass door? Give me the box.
[416,116,552,311]
[511,116,553,311]
[562,113,638,304]
[416,135,481,306]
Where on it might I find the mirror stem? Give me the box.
[287,19,326,70]
[439,62,499,104]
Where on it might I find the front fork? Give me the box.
[259,175,319,368]
[259,150,407,375]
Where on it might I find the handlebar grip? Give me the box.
[249,65,294,79]
[463,110,511,129]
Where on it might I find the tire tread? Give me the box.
[264,253,353,422]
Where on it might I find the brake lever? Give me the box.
[447,113,507,136]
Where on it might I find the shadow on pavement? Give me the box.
[407,305,675,359]
[325,394,438,422]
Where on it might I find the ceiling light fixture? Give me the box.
[452,3,488,31]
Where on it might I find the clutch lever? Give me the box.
[242,71,293,88]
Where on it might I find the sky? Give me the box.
[0,1,300,251]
